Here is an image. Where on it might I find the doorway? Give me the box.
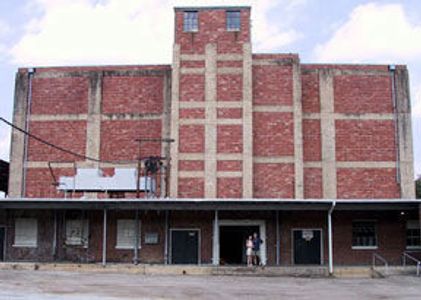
[0,227,4,261]
[292,229,322,265]
[170,229,200,264]
[219,225,259,265]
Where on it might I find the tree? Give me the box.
[416,176,421,199]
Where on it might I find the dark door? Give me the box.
[220,226,259,265]
[171,230,199,264]
[0,228,4,261]
[293,230,321,265]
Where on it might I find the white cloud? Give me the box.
[413,84,421,118]
[10,0,303,66]
[0,127,10,161]
[314,3,421,63]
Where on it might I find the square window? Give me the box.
[226,11,241,31]
[65,219,89,247]
[352,221,377,248]
[14,218,37,248]
[406,220,421,249]
[183,11,198,32]
[116,219,141,249]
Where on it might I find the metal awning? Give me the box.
[0,198,419,211]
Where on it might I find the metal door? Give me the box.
[293,229,322,265]
[171,229,199,264]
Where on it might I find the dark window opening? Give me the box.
[183,11,198,32]
[226,11,241,31]
[352,221,377,248]
[406,221,421,249]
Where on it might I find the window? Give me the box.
[226,11,241,31]
[183,11,198,32]
[116,219,141,249]
[352,221,377,249]
[65,219,89,247]
[14,218,37,247]
[406,220,421,249]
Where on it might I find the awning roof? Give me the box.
[0,198,420,211]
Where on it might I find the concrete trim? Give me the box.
[180,54,205,61]
[179,118,244,125]
[252,59,295,66]
[84,73,102,170]
[303,113,395,120]
[394,69,415,198]
[217,171,242,178]
[161,70,172,198]
[293,60,304,198]
[254,156,295,164]
[336,161,397,168]
[217,154,243,160]
[169,44,181,197]
[179,102,206,108]
[179,153,204,160]
[217,67,242,74]
[34,69,169,79]
[217,102,243,108]
[180,68,205,74]
[101,113,162,121]
[301,68,390,76]
[253,105,293,113]
[242,43,253,198]
[204,44,218,198]
[319,70,337,199]
[217,119,243,125]
[8,72,29,197]
[30,114,88,121]
[178,171,204,178]
[304,162,322,168]
[217,54,243,61]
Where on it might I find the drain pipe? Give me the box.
[328,200,336,276]
[389,65,400,184]
[22,68,35,197]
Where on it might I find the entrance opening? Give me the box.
[0,227,4,261]
[219,225,259,265]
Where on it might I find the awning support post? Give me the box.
[276,210,280,265]
[212,210,219,265]
[133,209,139,265]
[52,209,57,259]
[102,208,107,267]
[164,210,169,264]
[328,201,336,275]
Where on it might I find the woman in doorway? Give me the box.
[246,235,253,267]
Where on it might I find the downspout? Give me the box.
[22,68,35,197]
[328,200,336,276]
[389,65,401,185]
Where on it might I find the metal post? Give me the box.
[52,210,57,258]
[276,210,280,265]
[212,210,219,265]
[164,210,169,264]
[102,208,107,267]
[133,209,139,264]
[328,201,336,275]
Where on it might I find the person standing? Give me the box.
[246,235,253,267]
[252,232,263,266]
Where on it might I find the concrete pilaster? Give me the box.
[204,44,217,198]
[293,60,304,199]
[394,68,415,198]
[8,72,29,197]
[319,70,337,199]
[85,72,102,167]
[242,43,253,198]
[169,44,181,198]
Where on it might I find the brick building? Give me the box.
[0,6,419,272]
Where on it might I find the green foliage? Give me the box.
[416,176,421,199]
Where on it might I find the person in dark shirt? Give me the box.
[252,232,263,266]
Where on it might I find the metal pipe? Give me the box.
[328,200,336,275]
[164,210,169,264]
[212,210,219,265]
[276,210,280,265]
[389,65,400,184]
[102,208,107,267]
[133,209,139,264]
[22,68,35,197]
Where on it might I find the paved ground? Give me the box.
[0,270,420,299]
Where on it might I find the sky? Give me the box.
[0,0,420,178]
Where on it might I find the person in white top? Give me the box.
[246,235,253,267]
